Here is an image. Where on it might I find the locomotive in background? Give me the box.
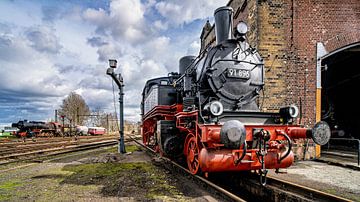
[140,6,330,184]
[11,120,106,138]
[12,120,62,138]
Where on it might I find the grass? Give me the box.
[0,180,23,201]
[105,144,140,153]
[62,162,183,200]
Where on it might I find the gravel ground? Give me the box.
[268,161,360,201]
[0,144,222,201]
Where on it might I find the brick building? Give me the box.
[200,0,360,158]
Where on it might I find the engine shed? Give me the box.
[199,0,360,159]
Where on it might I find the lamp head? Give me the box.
[106,67,114,75]
[109,59,117,68]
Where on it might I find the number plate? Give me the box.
[226,68,250,79]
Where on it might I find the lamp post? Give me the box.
[106,59,126,154]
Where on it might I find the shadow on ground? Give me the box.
[32,161,204,200]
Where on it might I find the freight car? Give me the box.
[88,127,106,135]
[12,120,62,138]
[141,6,331,185]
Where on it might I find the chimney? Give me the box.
[214,6,233,45]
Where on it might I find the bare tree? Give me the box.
[59,92,90,125]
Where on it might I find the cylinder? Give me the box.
[179,56,195,75]
[214,6,233,45]
[199,148,294,172]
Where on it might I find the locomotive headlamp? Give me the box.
[109,59,117,68]
[311,121,331,145]
[236,21,248,35]
[279,105,299,119]
[209,101,224,116]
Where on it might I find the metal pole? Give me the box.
[119,74,126,153]
[55,110,58,122]
[358,140,360,166]
[106,65,126,154]
[77,107,80,125]
[106,114,109,133]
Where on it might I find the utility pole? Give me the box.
[77,107,80,125]
[55,110,58,122]
[106,114,109,133]
[106,59,126,154]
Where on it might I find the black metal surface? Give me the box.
[12,120,58,135]
[214,6,233,45]
[179,55,195,75]
[205,43,264,110]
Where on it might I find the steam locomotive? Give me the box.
[140,6,330,184]
[12,120,62,138]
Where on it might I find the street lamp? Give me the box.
[106,59,126,154]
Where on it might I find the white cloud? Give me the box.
[0,0,229,124]
[155,0,228,26]
[25,25,63,54]
[187,40,201,55]
[82,0,147,44]
[154,20,168,30]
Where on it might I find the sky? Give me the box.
[0,0,228,125]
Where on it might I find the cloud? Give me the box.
[187,40,201,55]
[87,36,108,47]
[25,25,63,54]
[0,0,229,124]
[82,0,147,45]
[155,0,228,26]
[42,6,62,23]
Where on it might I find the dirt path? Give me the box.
[0,144,222,201]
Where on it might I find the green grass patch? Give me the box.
[0,180,22,191]
[62,162,183,200]
[105,145,140,153]
[0,180,23,201]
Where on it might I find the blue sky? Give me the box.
[0,0,228,125]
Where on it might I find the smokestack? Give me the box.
[214,6,233,45]
[179,56,195,75]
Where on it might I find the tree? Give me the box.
[59,92,90,125]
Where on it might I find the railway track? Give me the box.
[127,134,351,202]
[127,134,246,202]
[0,136,118,165]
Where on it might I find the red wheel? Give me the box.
[186,136,200,174]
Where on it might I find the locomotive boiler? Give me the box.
[140,6,330,185]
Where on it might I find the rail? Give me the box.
[0,139,118,165]
[128,134,351,201]
[325,138,360,166]
[127,134,246,202]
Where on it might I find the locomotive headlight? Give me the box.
[280,105,299,119]
[288,105,299,118]
[209,101,224,116]
[236,21,248,35]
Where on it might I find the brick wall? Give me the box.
[200,0,360,159]
[201,0,360,125]
[291,0,360,126]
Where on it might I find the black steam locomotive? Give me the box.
[141,6,330,184]
[12,120,62,137]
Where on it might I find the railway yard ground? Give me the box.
[0,136,227,201]
[0,134,359,201]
